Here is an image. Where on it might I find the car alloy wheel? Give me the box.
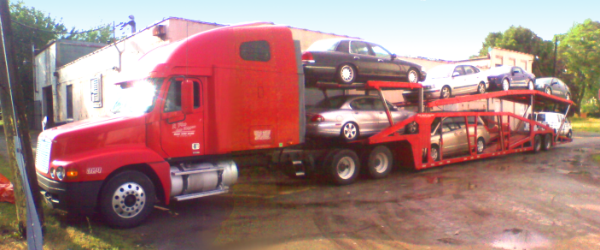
[342,122,358,140]
[440,86,450,99]
[430,145,440,161]
[338,64,355,84]
[527,80,534,90]
[477,138,485,154]
[407,69,418,83]
[545,87,552,95]
[477,82,486,94]
[502,79,510,91]
[566,93,570,100]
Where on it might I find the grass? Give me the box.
[0,154,146,249]
[571,117,600,133]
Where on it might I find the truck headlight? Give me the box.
[50,167,56,178]
[56,167,65,180]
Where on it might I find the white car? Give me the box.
[403,64,488,99]
[532,112,573,138]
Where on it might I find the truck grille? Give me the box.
[35,137,52,174]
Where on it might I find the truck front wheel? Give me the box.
[99,170,156,228]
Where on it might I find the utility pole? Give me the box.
[0,0,44,248]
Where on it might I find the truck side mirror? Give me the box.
[181,79,194,114]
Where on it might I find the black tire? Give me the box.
[527,79,534,90]
[337,64,356,85]
[327,149,360,185]
[430,144,440,161]
[99,170,156,228]
[542,133,553,151]
[440,86,451,99]
[532,135,542,153]
[407,68,419,83]
[341,122,359,141]
[544,87,552,95]
[567,129,573,139]
[366,146,393,179]
[476,137,485,154]
[502,79,510,91]
[477,82,486,94]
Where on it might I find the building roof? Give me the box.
[492,47,534,57]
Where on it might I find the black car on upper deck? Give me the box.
[302,39,426,85]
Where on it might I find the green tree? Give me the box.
[9,1,68,110]
[558,19,600,114]
[478,26,556,78]
[64,24,113,44]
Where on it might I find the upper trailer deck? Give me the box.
[315,81,423,90]
[426,90,575,108]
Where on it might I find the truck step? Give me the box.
[173,187,230,201]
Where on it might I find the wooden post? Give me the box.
[0,0,44,241]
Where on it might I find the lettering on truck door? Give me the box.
[159,78,205,158]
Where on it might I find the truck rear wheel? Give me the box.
[327,149,360,185]
[99,170,156,228]
[366,146,393,179]
[533,134,542,153]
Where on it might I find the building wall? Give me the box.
[489,48,534,72]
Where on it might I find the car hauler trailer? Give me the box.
[34,23,574,228]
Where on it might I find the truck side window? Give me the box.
[193,81,200,108]
[240,40,271,62]
[164,81,181,112]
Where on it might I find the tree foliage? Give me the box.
[558,19,600,114]
[478,26,556,78]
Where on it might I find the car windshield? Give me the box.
[314,96,348,109]
[307,39,341,52]
[112,78,163,115]
[426,66,453,79]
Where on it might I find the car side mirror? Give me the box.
[181,79,194,115]
[452,72,460,77]
[391,53,397,60]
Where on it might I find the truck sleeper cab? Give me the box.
[35,24,303,228]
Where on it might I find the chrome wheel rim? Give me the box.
[343,123,357,139]
[336,156,356,180]
[477,139,484,153]
[408,70,418,83]
[528,81,534,90]
[545,88,551,95]
[340,66,354,83]
[372,152,389,173]
[441,87,450,98]
[503,79,509,91]
[478,83,485,94]
[431,147,439,161]
[112,182,146,219]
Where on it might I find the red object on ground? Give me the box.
[0,173,15,204]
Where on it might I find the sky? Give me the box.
[20,0,600,61]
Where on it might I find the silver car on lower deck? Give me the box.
[306,95,415,140]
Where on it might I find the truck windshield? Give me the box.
[112,78,163,114]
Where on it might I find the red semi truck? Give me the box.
[35,24,573,228]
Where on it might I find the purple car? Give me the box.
[486,65,536,91]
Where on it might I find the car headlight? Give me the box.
[56,167,65,180]
[50,167,56,179]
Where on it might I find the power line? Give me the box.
[12,20,109,35]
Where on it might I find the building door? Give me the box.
[160,78,205,158]
[42,86,54,127]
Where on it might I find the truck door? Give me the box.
[160,78,205,158]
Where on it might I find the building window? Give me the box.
[90,76,102,108]
[240,40,270,62]
[66,85,73,119]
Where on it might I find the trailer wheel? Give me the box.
[327,149,360,185]
[542,133,553,151]
[476,137,485,154]
[533,135,542,153]
[99,170,156,228]
[431,144,440,161]
[367,146,393,179]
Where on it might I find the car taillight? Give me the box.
[302,52,314,63]
[311,115,324,122]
